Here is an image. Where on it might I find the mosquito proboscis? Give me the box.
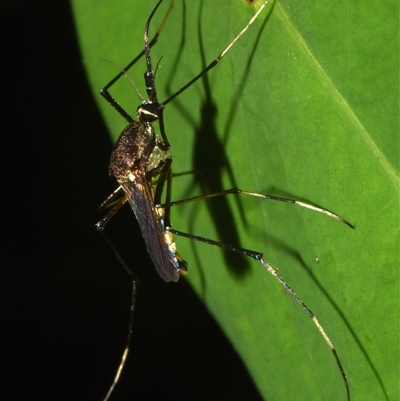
[96,1,353,400]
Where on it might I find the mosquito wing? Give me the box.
[121,180,185,282]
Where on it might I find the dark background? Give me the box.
[1,1,263,400]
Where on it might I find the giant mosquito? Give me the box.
[96,0,353,400]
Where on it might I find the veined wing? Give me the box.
[121,180,182,282]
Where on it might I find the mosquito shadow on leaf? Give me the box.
[189,3,276,280]
[164,1,274,284]
[163,1,248,281]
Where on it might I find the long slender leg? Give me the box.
[97,185,124,211]
[157,0,274,150]
[150,156,175,230]
[167,227,350,401]
[161,0,274,107]
[164,165,174,229]
[152,157,172,207]
[96,194,128,232]
[160,187,354,228]
[97,5,176,394]
[97,229,140,401]
[102,281,138,401]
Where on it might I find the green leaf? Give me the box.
[72,1,399,400]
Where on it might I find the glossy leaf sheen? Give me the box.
[72,1,399,400]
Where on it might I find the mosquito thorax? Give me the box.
[109,122,156,183]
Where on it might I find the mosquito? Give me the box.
[96,0,353,400]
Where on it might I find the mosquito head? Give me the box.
[137,102,160,124]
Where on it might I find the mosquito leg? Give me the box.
[97,190,141,401]
[259,257,350,401]
[162,187,354,229]
[164,166,174,228]
[157,108,170,150]
[103,279,138,401]
[152,157,173,208]
[96,195,128,231]
[98,229,140,401]
[150,156,175,230]
[168,227,350,401]
[97,185,124,211]
[161,0,274,107]
[158,0,274,149]
[172,170,198,178]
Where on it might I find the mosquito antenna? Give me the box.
[100,0,175,123]
[101,59,146,102]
